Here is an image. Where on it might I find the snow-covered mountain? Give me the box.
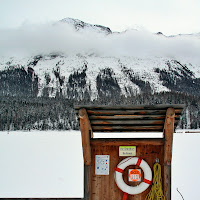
[0,18,200,100]
[59,18,112,34]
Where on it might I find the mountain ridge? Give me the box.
[1,53,199,99]
[0,18,200,130]
[59,17,112,34]
[0,17,200,99]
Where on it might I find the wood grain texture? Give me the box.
[164,165,171,200]
[164,108,175,165]
[84,165,91,200]
[89,115,167,120]
[75,105,184,132]
[90,138,165,146]
[90,143,164,200]
[76,105,183,199]
[163,107,175,200]
[92,125,163,132]
[74,104,185,110]
[79,108,93,166]
[87,109,171,115]
[75,109,182,115]
[90,119,165,125]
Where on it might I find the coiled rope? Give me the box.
[145,162,165,200]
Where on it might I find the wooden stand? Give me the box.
[75,105,184,200]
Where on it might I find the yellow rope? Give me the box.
[145,162,165,200]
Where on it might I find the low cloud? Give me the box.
[0,22,200,64]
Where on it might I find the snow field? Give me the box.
[0,130,200,199]
[0,131,83,198]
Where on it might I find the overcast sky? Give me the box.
[0,0,199,35]
[0,0,199,64]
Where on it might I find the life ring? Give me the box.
[114,157,152,195]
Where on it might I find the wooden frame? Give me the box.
[75,104,185,200]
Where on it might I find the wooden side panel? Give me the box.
[90,143,164,200]
[163,107,175,200]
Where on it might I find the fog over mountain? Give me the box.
[0,18,199,64]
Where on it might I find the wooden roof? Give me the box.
[74,104,185,132]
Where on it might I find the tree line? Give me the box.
[0,91,200,131]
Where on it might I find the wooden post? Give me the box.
[84,165,91,200]
[163,107,175,200]
[79,108,93,200]
[79,108,93,165]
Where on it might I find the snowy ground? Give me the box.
[0,130,200,199]
[0,131,84,198]
[172,132,200,200]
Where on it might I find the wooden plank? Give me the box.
[92,130,163,132]
[163,107,175,200]
[79,108,93,166]
[86,109,182,115]
[90,119,165,125]
[90,138,165,146]
[92,125,163,132]
[89,115,181,120]
[89,115,166,120]
[74,104,186,110]
[91,119,178,126]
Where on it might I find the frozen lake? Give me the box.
[0,130,84,198]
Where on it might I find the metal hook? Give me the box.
[78,115,84,119]
[155,158,159,163]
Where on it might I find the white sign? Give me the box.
[95,155,110,175]
[119,146,136,156]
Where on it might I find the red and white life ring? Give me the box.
[114,157,152,195]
